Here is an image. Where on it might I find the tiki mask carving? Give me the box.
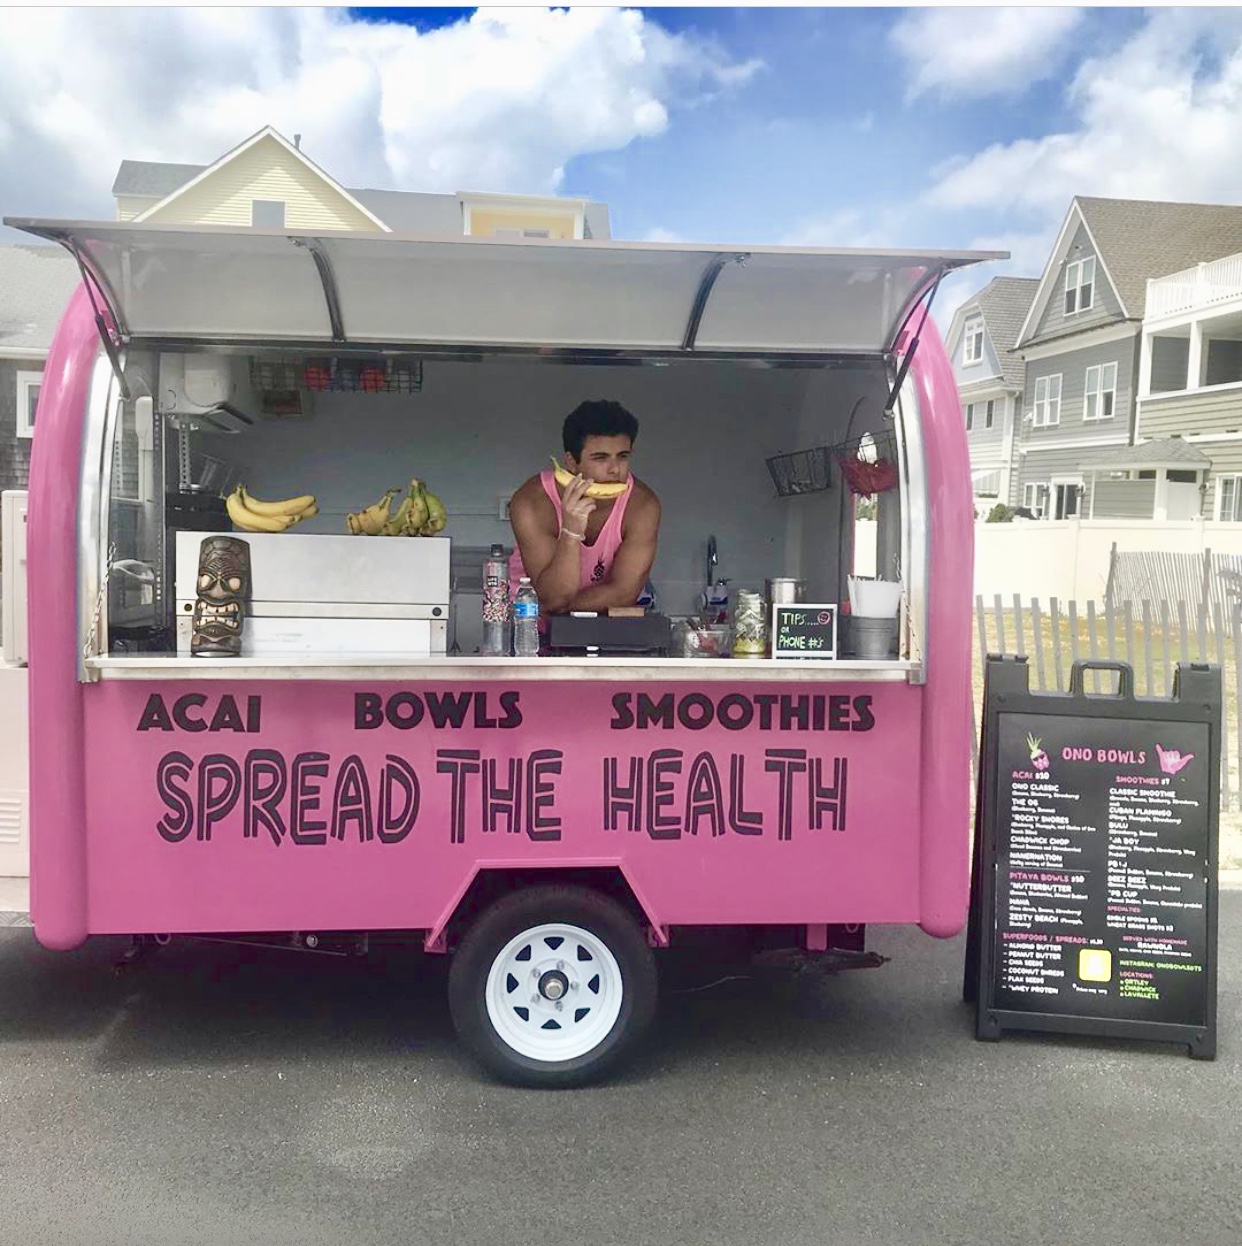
[191,536,250,657]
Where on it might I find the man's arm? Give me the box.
[568,492,661,611]
[509,480,587,615]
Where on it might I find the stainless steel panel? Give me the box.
[174,531,450,606]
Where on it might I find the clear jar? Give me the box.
[732,589,767,658]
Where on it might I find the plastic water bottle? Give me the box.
[481,543,511,656]
[513,577,540,657]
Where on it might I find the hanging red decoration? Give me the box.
[837,451,898,496]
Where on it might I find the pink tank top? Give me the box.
[509,469,635,597]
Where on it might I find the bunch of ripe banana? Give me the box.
[225,485,319,533]
[346,478,448,537]
[550,455,627,498]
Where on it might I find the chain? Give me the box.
[83,540,117,662]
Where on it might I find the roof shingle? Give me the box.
[1078,196,1242,318]
[0,245,82,353]
[1077,438,1211,469]
[111,159,207,198]
[973,276,1039,389]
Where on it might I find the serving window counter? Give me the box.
[9,217,1000,1085]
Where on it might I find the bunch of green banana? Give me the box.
[346,479,448,537]
[226,485,319,534]
[387,478,448,536]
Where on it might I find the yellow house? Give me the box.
[112,126,610,239]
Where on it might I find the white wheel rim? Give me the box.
[484,922,625,1063]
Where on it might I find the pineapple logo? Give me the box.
[1026,733,1050,772]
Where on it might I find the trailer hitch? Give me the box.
[752,947,890,975]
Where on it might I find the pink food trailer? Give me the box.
[8,216,1001,1085]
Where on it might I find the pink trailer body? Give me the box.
[85,680,919,936]
[25,292,973,950]
[12,220,1000,978]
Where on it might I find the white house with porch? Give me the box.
[1139,251,1242,521]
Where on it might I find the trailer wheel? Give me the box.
[448,885,657,1087]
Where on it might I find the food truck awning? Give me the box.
[4,218,1004,357]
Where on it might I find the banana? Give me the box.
[350,488,399,536]
[238,486,317,518]
[226,487,298,533]
[422,487,447,535]
[402,480,430,536]
[344,479,447,537]
[382,492,415,537]
[549,455,627,499]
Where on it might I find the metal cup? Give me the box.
[765,577,803,605]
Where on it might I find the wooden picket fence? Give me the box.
[973,594,1241,810]
[1105,546,1242,629]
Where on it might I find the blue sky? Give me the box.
[5,7,1242,319]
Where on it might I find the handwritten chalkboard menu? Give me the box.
[771,603,837,659]
[966,657,1219,1059]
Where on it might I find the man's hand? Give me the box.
[560,472,597,538]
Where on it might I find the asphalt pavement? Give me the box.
[0,898,1238,1246]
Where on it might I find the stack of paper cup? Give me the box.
[846,577,902,658]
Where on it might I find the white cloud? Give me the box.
[0,7,759,234]
[925,9,1242,216]
[891,7,1085,101]
[642,227,685,244]
[778,207,912,250]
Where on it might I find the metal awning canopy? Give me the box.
[4,217,1004,357]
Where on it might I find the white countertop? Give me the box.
[86,654,921,683]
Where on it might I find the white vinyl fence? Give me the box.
[974,519,1242,602]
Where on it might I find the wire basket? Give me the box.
[766,445,832,497]
[250,358,424,395]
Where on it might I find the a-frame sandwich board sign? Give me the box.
[966,656,1219,1059]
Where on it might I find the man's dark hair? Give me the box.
[562,400,639,459]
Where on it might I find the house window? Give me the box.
[1032,374,1062,426]
[1064,256,1096,315]
[16,370,41,439]
[963,317,984,364]
[965,402,974,431]
[1217,476,1242,521]
[1084,362,1117,420]
[251,199,286,227]
[985,399,995,429]
[494,227,552,239]
[1023,483,1049,518]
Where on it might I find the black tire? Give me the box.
[447,884,657,1088]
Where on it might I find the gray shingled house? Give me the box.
[945,276,1039,514]
[1013,196,1242,520]
[0,245,82,493]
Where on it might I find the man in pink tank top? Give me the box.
[508,400,662,614]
